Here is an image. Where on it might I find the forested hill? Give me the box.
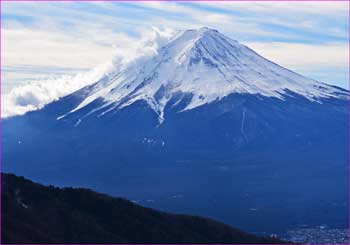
[1,173,284,244]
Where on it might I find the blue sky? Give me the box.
[2,1,349,94]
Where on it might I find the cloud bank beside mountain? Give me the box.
[2,28,176,118]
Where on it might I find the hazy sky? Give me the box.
[2,1,349,94]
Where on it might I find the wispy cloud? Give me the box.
[246,42,349,69]
[2,63,113,118]
[1,28,175,118]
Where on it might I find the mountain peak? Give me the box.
[186,27,218,35]
[58,28,348,123]
[198,26,212,32]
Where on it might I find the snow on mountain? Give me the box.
[53,27,347,122]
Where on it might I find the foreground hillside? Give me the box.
[1,173,283,244]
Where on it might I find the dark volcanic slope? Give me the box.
[1,173,283,244]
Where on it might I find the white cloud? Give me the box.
[2,63,113,118]
[1,23,136,95]
[1,28,175,118]
[196,2,348,38]
[198,1,348,16]
[2,27,133,70]
[245,42,349,70]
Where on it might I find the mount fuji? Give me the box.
[58,27,346,123]
[3,28,348,235]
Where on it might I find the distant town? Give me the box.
[281,226,349,244]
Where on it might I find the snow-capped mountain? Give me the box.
[58,27,347,123]
[3,28,348,235]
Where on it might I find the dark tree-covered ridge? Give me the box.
[1,173,284,244]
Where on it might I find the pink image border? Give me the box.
[0,0,348,244]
